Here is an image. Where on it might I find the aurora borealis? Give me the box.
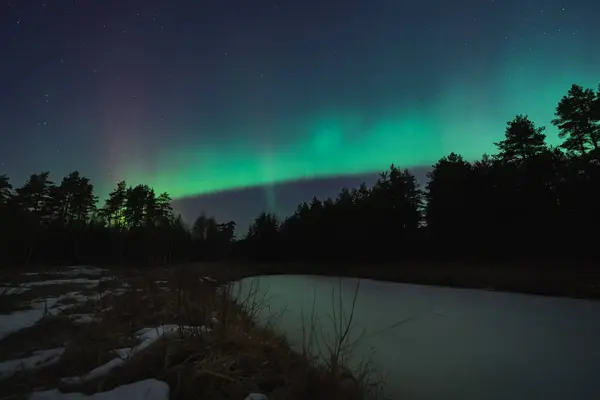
[1,0,599,225]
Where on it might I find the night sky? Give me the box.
[1,0,599,231]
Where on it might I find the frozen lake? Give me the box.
[234,275,600,400]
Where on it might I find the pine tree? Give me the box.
[552,84,599,155]
[494,115,547,162]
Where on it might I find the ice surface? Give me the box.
[235,275,600,400]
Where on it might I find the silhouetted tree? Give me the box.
[370,165,423,242]
[192,213,213,241]
[552,84,599,156]
[189,213,236,260]
[0,174,12,205]
[247,212,280,242]
[123,184,152,228]
[101,181,127,228]
[14,172,54,219]
[494,115,548,162]
[425,153,473,256]
[153,192,174,226]
[0,171,197,267]
[3,80,600,269]
[217,221,236,243]
[53,171,97,225]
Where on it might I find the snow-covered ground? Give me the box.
[30,379,170,400]
[60,325,208,385]
[30,380,264,400]
[0,266,269,400]
[0,348,65,378]
[22,278,101,288]
[23,266,108,277]
[0,266,134,374]
[0,266,128,340]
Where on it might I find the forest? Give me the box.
[1,82,599,267]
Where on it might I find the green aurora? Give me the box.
[116,61,599,200]
[4,0,600,208]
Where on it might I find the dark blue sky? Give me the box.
[1,0,598,233]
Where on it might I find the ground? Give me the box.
[0,265,378,400]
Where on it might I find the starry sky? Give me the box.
[1,0,599,231]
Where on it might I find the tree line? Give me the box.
[240,83,600,264]
[1,82,599,267]
[0,172,236,266]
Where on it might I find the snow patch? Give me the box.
[29,379,169,400]
[23,267,108,278]
[57,287,128,305]
[0,294,81,339]
[133,325,184,353]
[108,288,128,296]
[1,282,132,339]
[1,306,48,340]
[113,348,131,359]
[60,358,125,385]
[245,394,268,400]
[0,286,30,295]
[199,276,216,284]
[0,348,65,377]
[64,266,108,277]
[68,314,99,324]
[23,279,100,289]
[57,291,94,303]
[135,325,210,350]
[61,325,207,385]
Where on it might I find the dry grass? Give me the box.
[0,265,384,400]
[299,279,385,400]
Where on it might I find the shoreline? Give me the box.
[191,261,600,301]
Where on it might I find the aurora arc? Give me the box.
[114,58,599,201]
